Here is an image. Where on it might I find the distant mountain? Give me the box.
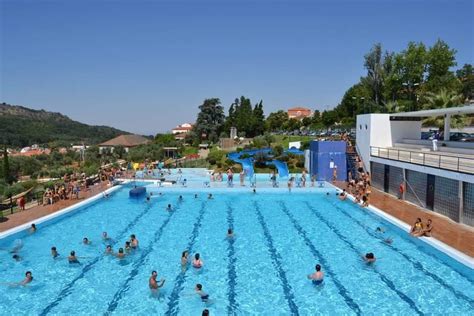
[0,103,129,147]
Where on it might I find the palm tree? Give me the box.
[422,88,466,128]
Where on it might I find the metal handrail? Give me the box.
[370,146,474,174]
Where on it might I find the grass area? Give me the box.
[271,135,315,148]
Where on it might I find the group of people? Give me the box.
[42,181,82,206]
[410,218,433,237]
[346,166,371,208]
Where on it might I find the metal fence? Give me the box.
[370,146,474,174]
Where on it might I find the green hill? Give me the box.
[0,103,129,147]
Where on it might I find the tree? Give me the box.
[252,100,265,137]
[456,64,474,101]
[265,110,288,131]
[423,88,463,110]
[425,39,460,94]
[194,98,225,143]
[361,43,385,105]
[321,110,338,130]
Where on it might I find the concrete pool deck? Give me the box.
[334,181,474,258]
[0,182,110,233]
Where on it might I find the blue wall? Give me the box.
[309,141,347,181]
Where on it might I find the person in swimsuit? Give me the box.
[51,246,59,259]
[130,234,139,249]
[339,190,347,201]
[192,253,203,268]
[149,271,165,294]
[116,248,126,259]
[166,204,173,212]
[178,195,183,202]
[20,271,33,286]
[195,283,209,302]
[12,254,22,262]
[181,250,189,267]
[68,251,80,264]
[29,224,37,234]
[102,232,111,241]
[83,237,91,245]
[227,228,234,238]
[207,194,213,200]
[194,194,198,199]
[307,264,324,285]
[125,242,132,253]
[105,245,113,255]
[410,218,423,236]
[202,309,209,316]
[422,219,433,237]
[363,252,376,264]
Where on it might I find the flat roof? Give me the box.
[390,105,474,117]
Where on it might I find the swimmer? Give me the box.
[10,239,23,253]
[339,190,347,201]
[29,224,37,234]
[194,194,198,199]
[12,254,22,262]
[307,264,324,285]
[105,245,113,254]
[375,227,385,233]
[192,253,203,269]
[51,246,59,259]
[326,192,330,196]
[202,309,209,316]
[252,188,256,194]
[227,228,234,238]
[207,194,213,200]
[82,237,91,245]
[20,271,33,286]
[181,250,189,267]
[363,252,376,264]
[116,248,126,259]
[383,237,393,244]
[166,204,173,212]
[178,195,183,202]
[68,251,80,264]
[149,271,165,293]
[102,232,111,241]
[125,241,132,253]
[146,196,151,202]
[195,283,209,302]
[130,234,139,248]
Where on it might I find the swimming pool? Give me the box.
[0,183,473,315]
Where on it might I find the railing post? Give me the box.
[397,149,399,161]
[409,151,412,162]
[457,157,460,172]
[423,153,425,165]
[459,181,463,224]
[438,155,441,168]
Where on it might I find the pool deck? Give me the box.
[0,182,109,233]
[334,181,474,258]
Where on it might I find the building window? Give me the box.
[365,124,368,130]
[359,125,362,130]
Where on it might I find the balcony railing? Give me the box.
[370,146,474,175]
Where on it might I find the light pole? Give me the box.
[402,82,420,111]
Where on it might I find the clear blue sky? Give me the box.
[1,0,472,135]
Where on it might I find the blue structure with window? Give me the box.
[309,141,347,181]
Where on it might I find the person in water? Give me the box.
[227,228,234,238]
[51,246,59,259]
[202,309,209,316]
[207,194,213,200]
[339,190,347,201]
[194,194,198,199]
[181,250,189,267]
[105,245,113,255]
[12,254,22,262]
[20,271,33,286]
[125,242,132,253]
[363,252,376,264]
[68,251,80,264]
[149,270,165,293]
[166,204,173,211]
[307,264,324,285]
[29,224,37,234]
[102,232,111,241]
[195,283,209,302]
[178,195,183,202]
[130,234,139,248]
[116,248,126,259]
[192,253,203,268]
[83,237,91,245]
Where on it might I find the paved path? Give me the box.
[0,182,109,233]
[335,181,474,258]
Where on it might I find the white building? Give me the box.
[171,123,193,135]
[356,105,474,227]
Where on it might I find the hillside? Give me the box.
[0,103,129,147]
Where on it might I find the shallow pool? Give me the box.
[0,183,472,315]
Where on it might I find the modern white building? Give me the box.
[356,105,474,227]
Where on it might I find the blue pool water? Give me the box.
[0,182,473,315]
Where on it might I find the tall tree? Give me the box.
[456,64,474,101]
[194,98,225,143]
[252,100,265,137]
[425,39,460,94]
[265,110,288,132]
[362,43,385,105]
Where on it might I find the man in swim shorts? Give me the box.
[307,264,324,285]
[149,271,165,293]
[195,283,209,301]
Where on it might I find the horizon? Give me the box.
[1,0,473,135]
